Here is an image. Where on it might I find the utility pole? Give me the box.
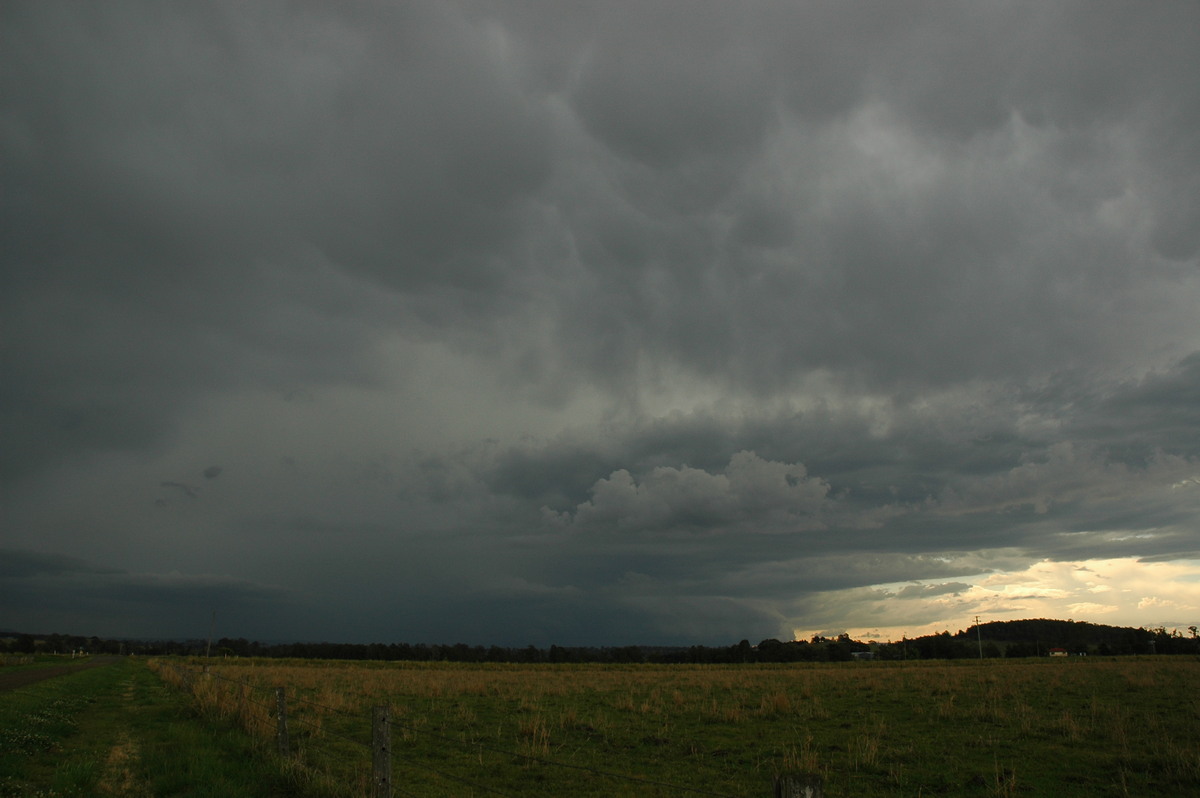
[975,615,984,659]
[206,609,215,658]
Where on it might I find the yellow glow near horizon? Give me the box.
[794,556,1200,643]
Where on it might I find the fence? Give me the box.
[153,660,824,797]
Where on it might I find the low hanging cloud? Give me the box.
[0,547,289,638]
[159,481,199,499]
[933,443,1200,517]
[0,549,121,579]
[893,582,973,600]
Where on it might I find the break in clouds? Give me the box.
[3,1,1199,645]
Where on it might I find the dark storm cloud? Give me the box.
[570,4,771,168]
[1063,354,1200,459]
[0,549,120,579]
[894,582,972,600]
[1,0,552,480]
[522,0,1200,398]
[1,547,288,637]
[78,571,281,607]
[159,481,199,499]
[471,352,1200,595]
[3,1,1199,644]
[6,1,1199,472]
[0,551,280,602]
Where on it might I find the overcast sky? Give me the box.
[4,1,1199,647]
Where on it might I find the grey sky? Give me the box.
[3,1,1199,646]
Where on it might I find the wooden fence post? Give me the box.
[275,687,289,757]
[372,705,391,798]
[774,773,823,798]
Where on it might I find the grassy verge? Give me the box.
[0,658,304,797]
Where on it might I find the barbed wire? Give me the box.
[284,689,369,721]
[175,661,373,724]
[236,692,278,716]
[160,662,373,748]
[385,715,745,798]
[287,709,373,749]
[390,749,519,798]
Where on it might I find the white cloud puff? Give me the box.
[551,450,829,534]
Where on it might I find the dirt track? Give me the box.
[0,655,123,692]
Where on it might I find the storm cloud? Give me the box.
[3,1,1198,645]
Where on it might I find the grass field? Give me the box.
[0,657,300,797]
[151,655,1200,797]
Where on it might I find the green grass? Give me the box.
[157,655,1200,797]
[0,658,306,797]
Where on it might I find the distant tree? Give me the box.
[45,633,69,654]
[611,645,644,663]
[1004,641,1037,658]
[825,641,852,661]
[217,637,251,657]
[756,638,784,662]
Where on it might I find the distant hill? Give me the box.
[969,618,1141,647]
[900,618,1200,658]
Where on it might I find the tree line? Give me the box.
[4,619,1197,662]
